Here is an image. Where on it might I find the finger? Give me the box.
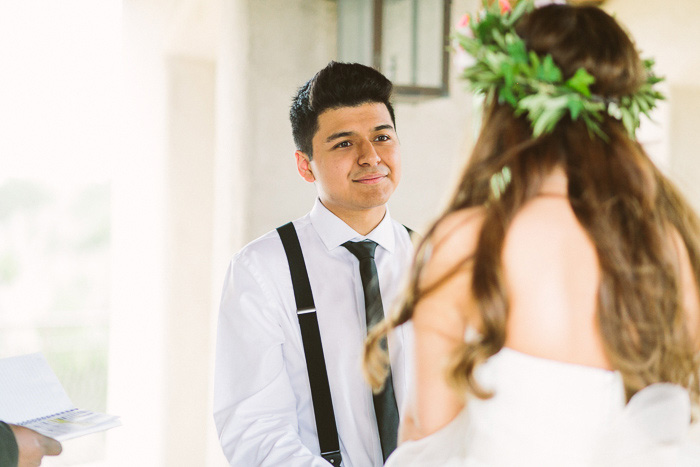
[40,435,63,456]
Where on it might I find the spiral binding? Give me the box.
[20,408,78,425]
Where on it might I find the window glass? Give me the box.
[338,0,449,95]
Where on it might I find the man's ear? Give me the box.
[295,150,315,183]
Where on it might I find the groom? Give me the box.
[214,62,414,466]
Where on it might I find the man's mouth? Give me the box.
[353,173,387,184]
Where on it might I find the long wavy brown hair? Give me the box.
[365,4,700,402]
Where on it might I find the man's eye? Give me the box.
[374,135,390,142]
[334,141,352,149]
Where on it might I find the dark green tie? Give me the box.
[342,240,399,462]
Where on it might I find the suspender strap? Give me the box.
[276,222,342,466]
[403,224,417,239]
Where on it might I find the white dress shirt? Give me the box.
[214,199,414,466]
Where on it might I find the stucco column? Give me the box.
[206,0,251,464]
[107,0,169,464]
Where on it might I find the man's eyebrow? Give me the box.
[325,124,395,143]
[373,124,395,132]
[325,131,355,143]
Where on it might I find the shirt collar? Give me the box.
[309,198,396,253]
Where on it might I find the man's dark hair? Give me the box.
[289,61,396,158]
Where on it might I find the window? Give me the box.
[338,0,451,97]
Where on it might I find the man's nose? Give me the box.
[357,139,381,166]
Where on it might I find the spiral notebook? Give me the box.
[0,353,121,441]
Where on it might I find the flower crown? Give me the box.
[453,0,665,140]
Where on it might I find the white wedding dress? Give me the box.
[386,348,700,466]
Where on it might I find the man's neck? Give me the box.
[320,202,387,236]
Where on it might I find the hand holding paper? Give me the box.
[8,423,63,466]
[0,353,120,441]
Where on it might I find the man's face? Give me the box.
[295,102,401,221]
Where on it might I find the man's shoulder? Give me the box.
[233,217,314,266]
[388,217,418,245]
[234,228,285,268]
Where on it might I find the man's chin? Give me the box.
[356,196,393,212]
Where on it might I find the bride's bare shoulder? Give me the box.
[417,207,486,304]
[413,208,485,343]
[430,207,486,261]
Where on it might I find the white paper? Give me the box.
[21,408,121,441]
[0,353,120,441]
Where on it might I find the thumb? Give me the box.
[39,435,62,456]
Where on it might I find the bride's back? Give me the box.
[503,190,609,368]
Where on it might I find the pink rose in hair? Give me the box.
[457,13,470,29]
[499,0,512,13]
[456,13,472,37]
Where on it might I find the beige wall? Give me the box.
[163,56,217,466]
[604,0,700,210]
[243,0,338,239]
[669,85,700,212]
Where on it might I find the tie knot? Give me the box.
[342,240,377,260]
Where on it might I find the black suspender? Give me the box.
[276,222,342,466]
[276,221,415,466]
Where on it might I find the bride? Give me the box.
[365,1,700,465]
